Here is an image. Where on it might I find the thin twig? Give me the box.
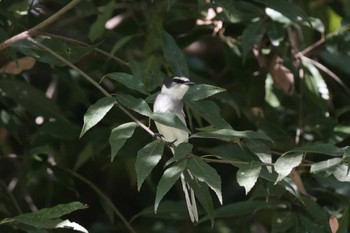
[43,32,130,67]
[202,157,274,167]
[0,0,83,51]
[28,37,156,137]
[298,37,325,56]
[300,55,350,94]
[0,179,22,215]
[53,164,137,233]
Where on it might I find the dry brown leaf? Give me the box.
[1,56,36,75]
[329,215,339,233]
[268,55,294,95]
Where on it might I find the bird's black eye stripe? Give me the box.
[172,78,187,84]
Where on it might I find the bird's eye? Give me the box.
[172,78,188,84]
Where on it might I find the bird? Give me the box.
[153,76,198,222]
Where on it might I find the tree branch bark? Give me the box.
[0,0,83,51]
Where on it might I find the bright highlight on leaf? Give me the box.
[274,153,303,183]
[109,122,138,161]
[4,202,88,232]
[236,162,261,194]
[80,96,115,138]
[191,128,272,142]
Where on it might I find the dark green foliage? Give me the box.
[1,0,350,232]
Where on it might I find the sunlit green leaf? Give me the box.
[237,161,261,194]
[333,164,350,182]
[311,158,342,173]
[136,140,165,191]
[155,160,187,212]
[184,84,226,101]
[161,30,189,77]
[257,0,308,23]
[274,153,303,183]
[246,139,272,172]
[109,122,138,161]
[151,112,189,132]
[9,202,88,230]
[191,128,272,142]
[187,156,222,204]
[106,72,149,94]
[80,97,115,138]
[115,94,152,117]
[236,161,261,194]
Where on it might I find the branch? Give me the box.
[43,32,130,67]
[28,37,156,137]
[0,0,83,51]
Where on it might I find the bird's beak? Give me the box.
[186,81,195,85]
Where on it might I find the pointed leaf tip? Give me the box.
[80,97,115,138]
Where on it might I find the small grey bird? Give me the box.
[153,76,198,222]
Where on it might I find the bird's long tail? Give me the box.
[180,173,198,222]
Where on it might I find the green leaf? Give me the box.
[89,0,116,41]
[185,175,215,227]
[80,97,115,138]
[274,153,303,183]
[257,0,309,23]
[166,142,193,166]
[333,164,350,182]
[12,38,95,66]
[267,21,285,46]
[0,79,68,123]
[74,143,94,171]
[241,20,267,59]
[310,158,342,173]
[236,161,261,194]
[136,140,165,191]
[215,1,263,23]
[115,94,152,116]
[187,156,222,204]
[155,160,187,212]
[186,100,232,129]
[200,200,289,221]
[151,112,189,132]
[11,202,87,229]
[191,128,272,142]
[106,72,149,94]
[161,30,189,76]
[109,122,138,161]
[246,139,272,172]
[184,84,226,101]
[291,143,345,156]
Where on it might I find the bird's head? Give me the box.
[161,76,195,99]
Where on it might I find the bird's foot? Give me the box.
[153,133,163,140]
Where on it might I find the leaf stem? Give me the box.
[0,0,83,51]
[28,37,156,137]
